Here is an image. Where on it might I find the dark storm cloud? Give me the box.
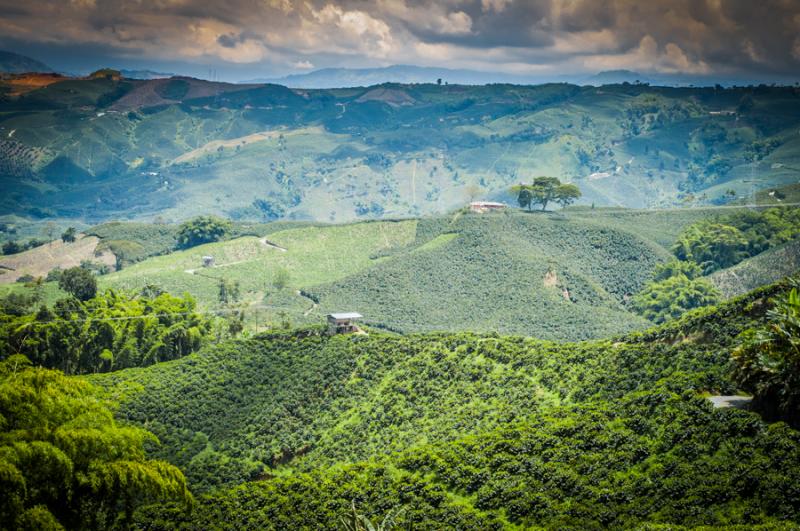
[0,0,798,79]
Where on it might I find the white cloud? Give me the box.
[292,59,314,69]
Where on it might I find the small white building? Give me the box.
[202,256,215,267]
[327,312,362,335]
[469,201,507,213]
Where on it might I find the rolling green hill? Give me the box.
[6,205,787,339]
[89,209,685,339]
[85,279,800,529]
[2,76,800,232]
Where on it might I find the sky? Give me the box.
[1,0,800,82]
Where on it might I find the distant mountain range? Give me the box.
[245,64,793,89]
[119,69,175,80]
[246,64,555,88]
[0,50,54,74]
[3,49,797,88]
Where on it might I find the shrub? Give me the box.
[58,266,97,301]
[176,216,232,249]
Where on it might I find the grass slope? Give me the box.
[100,220,417,306]
[710,238,800,298]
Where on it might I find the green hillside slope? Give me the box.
[87,279,800,529]
[710,238,800,298]
[2,78,799,228]
[91,210,690,339]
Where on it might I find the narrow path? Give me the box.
[297,290,319,316]
[261,237,288,251]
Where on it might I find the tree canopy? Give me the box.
[0,289,211,375]
[632,270,720,323]
[0,355,192,530]
[58,266,97,301]
[176,216,231,249]
[733,283,800,425]
[512,177,581,211]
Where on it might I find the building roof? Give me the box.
[470,201,506,207]
[328,312,363,320]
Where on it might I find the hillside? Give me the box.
[86,279,800,529]
[4,206,779,339]
[87,209,694,340]
[1,78,799,230]
[0,50,53,74]
[710,238,800,298]
[0,233,115,283]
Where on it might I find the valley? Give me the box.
[3,64,800,531]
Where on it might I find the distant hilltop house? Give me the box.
[469,201,507,213]
[327,312,362,335]
[201,256,215,267]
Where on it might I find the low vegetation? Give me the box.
[74,278,800,529]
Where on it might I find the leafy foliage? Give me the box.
[672,221,749,274]
[632,272,721,323]
[0,356,191,530]
[0,289,211,374]
[673,208,800,274]
[58,266,97,301]
[309,212,659,340]
[733,282,800,425]
[116,280,800,529]
[513,177,579,211]
[176,216,231,249]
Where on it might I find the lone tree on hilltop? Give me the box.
[58,266,97,301]
[176,216,232,249]
[512,177,581,212]
[61,227,77,243]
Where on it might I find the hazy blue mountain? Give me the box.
[248,64,551,88]
[0,50,54,73]
[119,69,175,80]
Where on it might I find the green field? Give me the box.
[100,220,417,308]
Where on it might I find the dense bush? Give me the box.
[176,216,232,249]
[58,266,98,301]
[733,282,800,425]
[632,272,721,323]
[673,208,800,274]
[120,280,800,529]
[0,356,191,530]
[309,212,661,340]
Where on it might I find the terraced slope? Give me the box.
[710,238,800,298]
[307,211,667,339]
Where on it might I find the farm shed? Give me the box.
[469,201,506,213]
[327,312,362,335]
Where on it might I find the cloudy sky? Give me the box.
[1,0,799,81]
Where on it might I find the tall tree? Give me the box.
[176,216,232,249]
[531,177,561,211]
[513,186,533,211]
[554,183,582,209]
[61,227,77,243]
[0,355,192,529]
[58,267,97,301]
